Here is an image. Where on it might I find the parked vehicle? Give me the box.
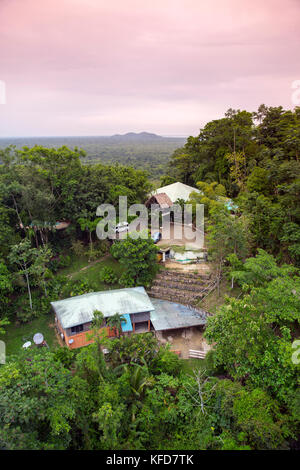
[115,221,129,233]
[151,231,162,243]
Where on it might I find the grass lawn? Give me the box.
[180,357,209,374]
[70,255,124,290]
[58,254,91,276]
[3,314,59,357]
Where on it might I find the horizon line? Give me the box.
[0,133,189,139]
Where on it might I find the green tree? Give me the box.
[31,245,53,296]
[228,248,297,289]
[77,216,101,261]
[0,349,76,449]
[106,313,126,338]
[232,388,293,449]
[207,207,249,293]
[110,235,159,287]
[0,261,13,310]
[204,292,299,402]
[123,361,155,422]
[8,240,37,310]
[93,402,125,449]
[246,167,270,195]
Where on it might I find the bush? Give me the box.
[48,257,61,273]
[204,349,227,376]
[59,254,72,268]
[49,254,72,272]
[47,275,69,299]
[99,267,118,285]
[66,279,94,297]
[12,294,40,323]
[71,240,86,257]
[53,347,76,368]
[151,347,182,376]
[118,272,135,287]
[95,239,110,255]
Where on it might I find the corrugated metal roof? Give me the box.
[150,298,207,331]
[51,287,154,329]
[151,182,201,203]
[145,193,173,209]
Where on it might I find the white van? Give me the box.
[115,221,129,233]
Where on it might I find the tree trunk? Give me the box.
[89,230,93,259]
[25,272,33,310]
[40,229,45,247]
[34,227,39,248]
[12,194,25,230]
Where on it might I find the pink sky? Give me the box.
[0,0,299,137]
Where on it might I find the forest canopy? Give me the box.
[0,104,299,451]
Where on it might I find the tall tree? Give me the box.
[8,240,37,310]
[110,235,159,287]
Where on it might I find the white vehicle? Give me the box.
[115,221,129,233]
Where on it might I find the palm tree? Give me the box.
[124,360,155,421]
[88,310,108,380]
[128,362,155,399]
[106,312,125,338]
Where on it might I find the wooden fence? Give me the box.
[189,349,206,359]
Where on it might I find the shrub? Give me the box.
[71,240,86,257]
[99,267,118,285]
[53,347,76,368]
[67,279,94,297]
[59,254,72,268]
[151,346,182,376]
[48,257,61,273]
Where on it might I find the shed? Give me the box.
[150,298,207,331]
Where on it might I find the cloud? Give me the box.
[0,0,299,136]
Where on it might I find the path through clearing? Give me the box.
[66,254,110,279]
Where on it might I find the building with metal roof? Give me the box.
[51,286,154,330]
[150,298,206,331]
[51,287,207,349]
[145,192,173,209]
[151,182,201,203]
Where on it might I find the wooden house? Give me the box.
[51,287,207,350]
[51,287,154,349]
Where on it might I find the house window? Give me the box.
[71,324,84,334]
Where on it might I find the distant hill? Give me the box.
[110,132,163,141]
